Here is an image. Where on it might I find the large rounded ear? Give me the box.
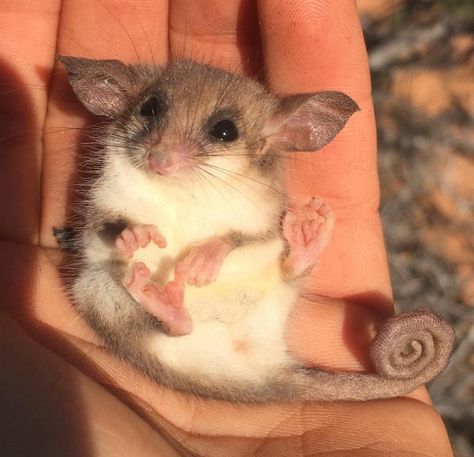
[57,56,137,118]
[265,91,360,152]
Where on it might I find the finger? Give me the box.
[148,225,167,248]
[258,0,376,215]
[258,0,391,302]
[259,1,371,96]
[132,225,150,248]
[0,1,61,243]
[40,0,169,247]
[169,0,261,74]
[115,237,133,259]
[258,0,376,207]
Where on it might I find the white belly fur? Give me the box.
[147,240,297,384]
[92,154,296,385]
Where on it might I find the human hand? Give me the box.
[0,1,453,455]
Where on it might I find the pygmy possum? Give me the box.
[55,56,455,402]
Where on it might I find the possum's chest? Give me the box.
[98,162,277,251]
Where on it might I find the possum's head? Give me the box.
[59,56,359,179]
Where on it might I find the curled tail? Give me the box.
[293,309,455,401]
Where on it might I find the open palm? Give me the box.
[0,1,453,456]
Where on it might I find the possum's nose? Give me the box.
[148,154,175,175]
[147,143,191,176]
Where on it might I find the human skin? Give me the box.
[0,1,454,456]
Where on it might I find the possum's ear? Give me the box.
[58,56,136,117]
[264,91,359,152]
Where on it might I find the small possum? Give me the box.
[56,56,454,402]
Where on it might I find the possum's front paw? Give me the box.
[115,223,167,258]
[282,197,335,279]
[124,262,193,336]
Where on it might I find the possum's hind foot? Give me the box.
[124,261,193,336]
[282,197,335,279]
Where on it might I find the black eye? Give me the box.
[140,97,160,117]
[210,119,239,142]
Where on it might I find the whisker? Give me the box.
[199,162,285,197]
[194,166,233,208]
[196,165,254,209]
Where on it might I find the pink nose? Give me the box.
[147,142,192,175]
[148,154,175,175]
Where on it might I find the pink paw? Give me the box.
[116,224,166,258]
[175,238,233,287]
[283,197,335,278]
[124,262,192,336]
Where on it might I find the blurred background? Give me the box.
[356,0,473,455]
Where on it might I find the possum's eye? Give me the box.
[210,119,239,142]
[140,97,160,117]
